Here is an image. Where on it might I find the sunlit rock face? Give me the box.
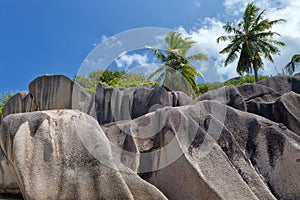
[1,74,300,199]
[0,110,167,200]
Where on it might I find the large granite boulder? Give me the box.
[236,83,280,102]
[257,75,300,95]
[95,83,192,125]
[236,84,281,119]
[2,75,95,118]
[273,91,300,136]
[194,86,246,111]
[0,110,167,200]
[0,152,20,195]
[103,100,300,199]
[2,92,34,118]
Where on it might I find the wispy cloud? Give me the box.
[115,54,149,68]
[101,35,109,42]
[114,53,161,75]
[194,1,201,8]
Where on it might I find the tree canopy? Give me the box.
[217,2,286,82]
[74,69,153,93]
[146,31,208,96]
[285,54,300,75]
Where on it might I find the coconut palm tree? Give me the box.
[146,31,208,95]
[285,54,300,75]
[217,2,286,82]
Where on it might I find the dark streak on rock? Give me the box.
[266,127,286,168]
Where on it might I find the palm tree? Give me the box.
[217,2,286,82]
[146,31,208,95]
[285,54,300,75]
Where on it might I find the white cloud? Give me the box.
[177,18,240,81]
[177,0,300,81]
[115,54,149,68]
[194,1,201,8]
[114,53,161,75]
[101,35,109,42]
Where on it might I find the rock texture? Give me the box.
[2,75,95,118]
[1,74,300,199]
[257,75,300,95]
[95,83,192,124]
[273,91,300,136]
[0,110,167,200]
[103,100,300,199]
[194,78,300,137]
[0,153,20,194]
[194,85,246,111]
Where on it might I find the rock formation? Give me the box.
[1,74,300,199]
[95,83,192,124]
[2,75,95,118]
[0,110,167,200]
[103,100,300,200]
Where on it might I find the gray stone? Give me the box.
[104,101,299,199]
[172,91,193,106]
[194,86,246,111]
[95,83,192,125]
[257,75,300,95]
[273,91,300,136]
[0,151,20,195]
[2,92,28,118]
[2,75,95,118]
[237,83,280,102]
[0,110,167,200]
[131,86,173,119]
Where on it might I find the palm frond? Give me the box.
[146,45,167,62]
[285,62,295,75]
[187,53,208,61]
[268,19,287,27]
[255,31,280,39]
[285,54,300,75]
[216,35,235,43]
[224,49,239,66]
[147,65,168,82]
[243,2,260,31]
[237,47,251,74]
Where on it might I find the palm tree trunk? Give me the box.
[253,62,259,82]
[254,68,258,82]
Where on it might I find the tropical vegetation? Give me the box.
[74,69,153,93]
[196,75,268,95]
[285,54,300,75]
[0,93,13,117]
[217,2,286,82]
[146,31,208,96]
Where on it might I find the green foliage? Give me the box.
[0,93,13,117]
[285,54,300,75]
[74,69,153,93]
[217,2,286,82]
[196,75,269,96]
[147,31,208,96]
[224,75,268,86]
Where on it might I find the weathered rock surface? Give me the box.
[257,75,300,95]
[2,92,33,118]
[103,100,300,199]
[0,152,20,195]
[2,75,95,118]
[194,85,247,111]
[273,91,300,136]
[0,110,167,200]
[1,74,300,199]
[95,83,192,124]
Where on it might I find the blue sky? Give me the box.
[1,0,299,94]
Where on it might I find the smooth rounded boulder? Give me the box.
[0,110,167,200]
